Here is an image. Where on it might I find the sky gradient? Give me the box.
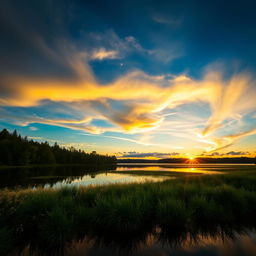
[0,0,255,159]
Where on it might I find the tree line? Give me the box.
[119,157,256,164]
[0,129,116,166]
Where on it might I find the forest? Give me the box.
[118,157,256,164]
[0,129,116,166]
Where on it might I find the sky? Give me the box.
[0,0,255,159]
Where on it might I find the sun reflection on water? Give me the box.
[116,165,221,174]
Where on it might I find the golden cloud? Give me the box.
[0,46,255,152]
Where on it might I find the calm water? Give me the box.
[12,228,256,256]
[0,163,254,190]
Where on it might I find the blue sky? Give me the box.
[0,0,255,158]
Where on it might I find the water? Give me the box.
[12,228,256,256]
[0,163,254,190]
[48,172,170,189]
[62,229,256,256]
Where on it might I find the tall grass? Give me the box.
[1,171,256,255]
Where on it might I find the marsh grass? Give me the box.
[39,206,73,247]
[1,170,256,255]
[0,228,13,255]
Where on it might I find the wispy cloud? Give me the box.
[90,48,119,60]
[152,14,182,27]
[78,132,183,149]
[0,27,255,154]
[29,126,38,131]
[86,30,181,63]
[199,128,256,152]
[204,151,251,157]
[120,152,180,159]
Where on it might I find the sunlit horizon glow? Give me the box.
[0,1,255,159]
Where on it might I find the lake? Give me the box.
[0,163,254,190]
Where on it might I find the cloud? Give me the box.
[121,152,180,159]
[90,48,119,60]
[152,15,181,27]
[80,133,153,146]
[200,128,256,152]
[204,151,250,156]
[206,152,221,156]
[87,30,181,63]
[125,36,144,51]
[226,151,250,156]
[29,126,38,131]
[85,31,145,61]
[0,54,255,152]
[78,132,182,149]
[0,107,104,134]
[0,3,255,153]
[201,72,255,136]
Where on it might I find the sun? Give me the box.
[185,156,199,164]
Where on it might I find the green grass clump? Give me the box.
[189,195,222,226]
[0,228,13,255]
[73,206,94,237]
[157,198,187,230]
[16,190,59,236]
[39,207,73,247]
[74,187,98,207]
[93,193,152,233]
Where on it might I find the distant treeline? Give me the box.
[196,157,256,164]
[118,157,256,164]
[0,129,116,166]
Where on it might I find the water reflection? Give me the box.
[0,165,117,189]
[74,230,256,256]
[1,163,250,190]
[50,173,170,189]
[12,226,256,256]
[117,166,222,174]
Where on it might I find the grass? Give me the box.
[1,168,256,254]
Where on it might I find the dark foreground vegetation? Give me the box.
[1,169,256,255]
[0,129,116,166]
